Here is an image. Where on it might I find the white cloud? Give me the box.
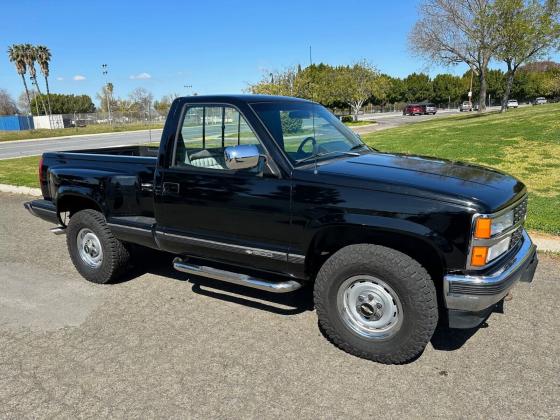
[129,72,152,80]
[73,75,86,81]
[56,77,64,81]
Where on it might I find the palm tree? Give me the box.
[36,45,52,116]
[22,44,48,115]
[7,44,32,114]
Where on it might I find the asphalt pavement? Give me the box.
[1,192,559,418]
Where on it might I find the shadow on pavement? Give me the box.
[117,247,488,352]
[117,247,314,315]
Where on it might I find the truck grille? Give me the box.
[513,196,528,225]
[509,196,528,251]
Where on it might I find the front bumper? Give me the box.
[444,230,538,315]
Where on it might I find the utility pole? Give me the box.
[102,64,112,124]
[183,84,192,96]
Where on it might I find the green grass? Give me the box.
[0,122,164,142]
[1,104,559,234]
[362,103,560,235]
[0,156,40,187]
[344,120,376,127]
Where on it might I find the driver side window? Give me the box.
[173,105,262,170]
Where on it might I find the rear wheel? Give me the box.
[67,209,131,284]
[314,244,438,364]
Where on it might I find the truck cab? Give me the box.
[25,95,538,364]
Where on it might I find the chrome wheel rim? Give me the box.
[77,228,103,269]
[337,275,403,340]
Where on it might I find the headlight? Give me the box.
[470,210,515,268]
[474,210,514,239]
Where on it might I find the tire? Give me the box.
[314,244,438,364]
[67,209,131,284]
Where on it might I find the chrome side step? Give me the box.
[50,226,66,235]
[173,258,302,293]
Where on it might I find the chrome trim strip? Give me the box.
[107,222,153,233]
[287,254,305,264]
[156,230,288,261]
[445,230,537,311]
[173,259,301,293]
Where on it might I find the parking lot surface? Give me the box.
[1,192,559,418]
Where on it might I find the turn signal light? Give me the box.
[471,246,488,266]
[474,218,492,239]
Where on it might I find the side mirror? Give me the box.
[224,144,261,170]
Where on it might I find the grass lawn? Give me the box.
[0,156,40,188]
[344,120,376,126]
[1,104,558,234]
[0,122,164,142]
[362,103,560,235]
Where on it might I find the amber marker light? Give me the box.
[474,218,492,239]
[471,246,489,267]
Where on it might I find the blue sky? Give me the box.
[1,0,558,106]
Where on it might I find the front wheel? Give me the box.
[67,209,131,284]
[314,244,438,364]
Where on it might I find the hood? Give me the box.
[313,152,526,212]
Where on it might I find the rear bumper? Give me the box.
[444,230,538,315]
[24,199,58,225]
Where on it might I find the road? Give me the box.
[1,192,559,418]
[0,129,163,160]
[0,108,476,160]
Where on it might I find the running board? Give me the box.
[50,226,66,235]
[173,258,302,293]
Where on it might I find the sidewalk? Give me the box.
[2,183,558,253]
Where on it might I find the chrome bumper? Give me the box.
[444,230,538,312]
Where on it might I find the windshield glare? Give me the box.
[250,102,365,165]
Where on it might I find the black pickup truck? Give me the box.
[25,95,538,363]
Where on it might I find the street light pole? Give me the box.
[102,64,112,124]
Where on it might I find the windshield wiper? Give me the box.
[350,143,369,151]
[295,150,360,165]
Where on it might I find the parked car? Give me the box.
[422,103,437,115]
[459,101,473,112]
[507,99,519,109]
[25,95,538,364]
[533,97,547,105]
[403,103,424,116]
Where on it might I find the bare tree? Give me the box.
[409,0,500,111]
[0,89,18,115]
[495,0,560,111]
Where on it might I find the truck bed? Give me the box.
[40,145,158,219]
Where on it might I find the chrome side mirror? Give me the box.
[224,144,261,170]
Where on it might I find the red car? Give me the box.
[403,104,424,116]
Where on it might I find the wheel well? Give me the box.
[57,195,102,223]
[305,225,445,285]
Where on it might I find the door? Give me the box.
[154,103,294,275]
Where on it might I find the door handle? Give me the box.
[163,182,180,194]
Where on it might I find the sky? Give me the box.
[1,0,558,106]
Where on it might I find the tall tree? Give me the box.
[22,44,48,115]
[409,0,500,111]
[36,45,53,116]
[336,60,386,120]
[7,44,32,114]
[494,0,560,111]
[402,73,433,102]
[432,73,464,106]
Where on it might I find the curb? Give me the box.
[0,184,559,252]
[0,183,42,196]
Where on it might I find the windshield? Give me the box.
[250,101,366,165]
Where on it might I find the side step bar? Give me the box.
[173,258,302,293]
